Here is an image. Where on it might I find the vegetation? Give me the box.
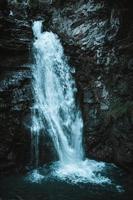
[107,100,133,120]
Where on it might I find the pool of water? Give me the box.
[0,162,132,200]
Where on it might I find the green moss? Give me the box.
[107,100,133,120]
[29,0,39,8]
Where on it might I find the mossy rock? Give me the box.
[29,0,39,8]
[107,100,133,120]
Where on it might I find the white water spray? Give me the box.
[30,21,111,184]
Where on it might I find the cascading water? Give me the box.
[29,21,111,184]
[32,20,84,165]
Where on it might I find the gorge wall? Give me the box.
[0,0,133,174]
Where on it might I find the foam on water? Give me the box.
[26,169,44,183]
[51,159,111,184]
[26,160,111,185]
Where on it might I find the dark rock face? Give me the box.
[0,0,133,174]
[0,6,32,173]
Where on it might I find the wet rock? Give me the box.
[0,10,32,174]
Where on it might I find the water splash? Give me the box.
[50,160,111,184]
[26,169,44,183]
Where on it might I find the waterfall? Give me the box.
[32,20,84,165]
[30,21,111,184]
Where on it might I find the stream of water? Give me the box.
[32,20,84,166]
